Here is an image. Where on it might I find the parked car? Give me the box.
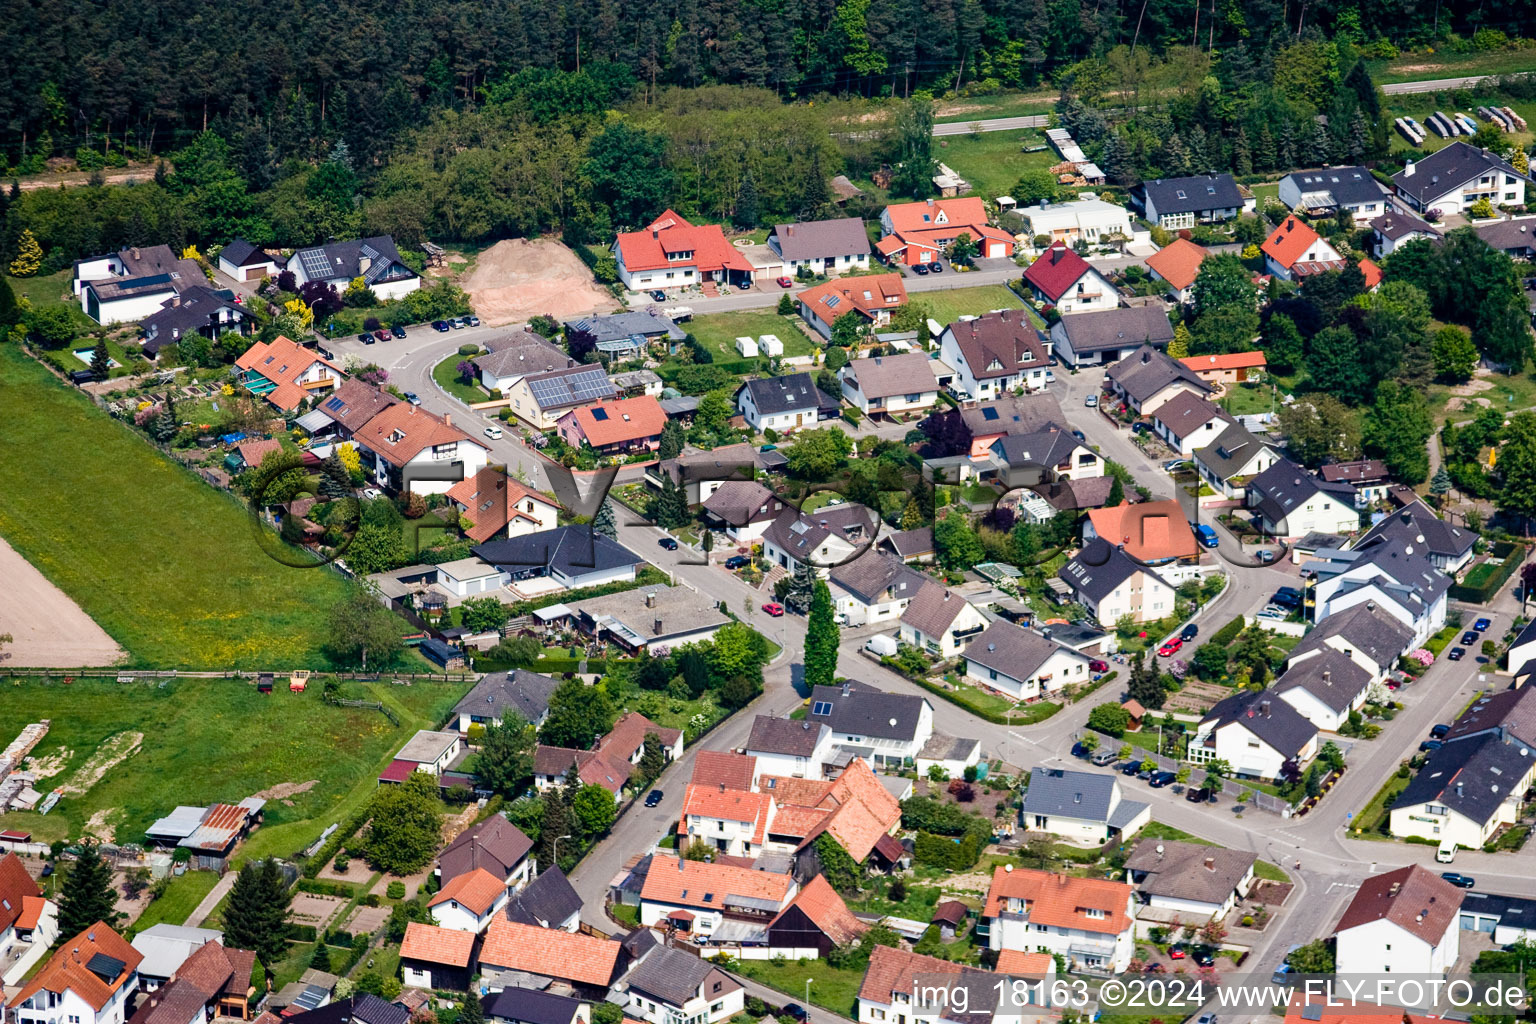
[1193,523,1219,548]
[776,276,793,288]
[1448,647,1466,661]
[930,261,945,273]
[1090,750,1117,767]
[1193,949,1216,967]
[1119,760,1144,776]
[1046,370,1056,382]
[1169,945,1187,959]
[1185,787,1212,803]
[1272,588,1302,608]
[1085,394,1098,407]
[1257,549,1277,563]
[391,324,407,338]
[1181,624,1199,642]
[1131,421,1151,435]
[404,391,421,406]
[911,263,930,275]
[1137,764,1156,780]
[1440,872,1475,889]
[467,315,481,327]
[1157,637,1183,657]
[1071,430,1085,441]
[484,425,503,440]
[762,602,785,617]
[1163,459,1191,472]
[1071,742,1091,759]
[658,537,679,550]
[644,790,664,808]
[1419,739,1443,752]
[433,320,450,332]
[1196,1012,1218,1024]
[359,332,375,345]
[781,1006,808,1023]
[723,555,749,570]
[1431,723,1451,739]
[651,290,667,302]
[372,329,390,343]
[1474,617,1492,631]
[451,317,465,329]
[1149,771,1177,788]
[1088,658,1109,672]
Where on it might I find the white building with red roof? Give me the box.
[7,922,142,1024]
[678,785,778,857]
[1262,216,1345,281]
[427,867,508,933]
[234,336,345,412]
[0,854,55,985]
[639,857,797,937]
[445,467,561,543]
[556,396,666,455]
[876,197,1013,266]
[796,273,908,339]
[613,210,755,293]
[1021,243,1118,314]
[983,865,1137,974]
[352,403,490,495]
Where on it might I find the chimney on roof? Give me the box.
[653,616,662,635]
[719,782,726,793]
[444,413,451,427]
[1204,856,1215,871]
[1051,247,1063,264]
[926,199,935,207]
[1261,700,1271,718]
[646,591,656,608]
[842,681,851,696]
[1404,161,1415,177]
[1287,219,1295,231]
[1323,669,1331,685]
[1456,781,1464,797]
[652,229,660,239]
[131,247,140,260]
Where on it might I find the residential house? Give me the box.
[639,858,797,938]
[1021,243,1118,314]
[646,444,767,506]
[1354,498,1478,574]
[1193,422,1281,501]
[1050,306,1176,369]
[691,751,759,791]
[279,994,403,1024]
[1332,865,1464,976]
[1016,197,1134,246]
[593,712,686,773]
[436,811,535,891]
[1150,391,1234,457]
[1320,460,1392,507]
[475,332,575,396]
[1475,217,1536,258]
[937,310,1052,399]
[613,210,755,292]
[962,621,1094,702]
[308,379,397,441]
[0,854,54,985]
[982,865,1138,974]
[129,925,221,992]
[679,785,777,857]
[855,946,980,1024]
[352,403,490,495]
[1105,344,1213,416]
[1178,351,1267,388]
[1144,238,1211,304]
[1459,890,1536,946]
[285,236,420,301]
[564,312,686,358]
[765,875,867,959]
[233,336,345,413]
[428,868,509,932]
[768,218,872,275]
[1019,768,1150,845]
[74,245,206,325]
[6,923,142,1024]
[839,353,940,416]
[736,373,840,433]
[744,718,836,781]
[807,681,934,769]
[986,427,1102,490]
[1123,840,1255,926]
[139,286,250,359]
[828,550,928,626]
[700,481,787,543]
[505,364,619,430]
[1389,734,1536,849]
[482,990,586,1024]
[473,526,642,591]
[1307,543,1450,647]
[476,919,623,995]
[503,865,583,932]
[877,197,1013,265]
[1132,174,1248,229]
[445,468,562,544]
[1058,539,1178,628]
[532,745,630,795]
[1392,142,1531,215]
[1285,601,1414,685]
[619,945,744,1024]
[898,581,989,659]
[796,273,907,341]
[556,396,666,455]
[216,239,279,282]
[123,940,256,1024]
[1084,500,1200,570]
[1507,620,1536,682]
[380,730,462,783]
[1246,459,1360,539]
[1188,690,1319,781]
[763,758,905,865]
[567,585,730,654]
[1370,206,1443,257]
[1272,649,1374,732]
[878,527,935,565]
[1278,167,1390,223]
[761,504,877,577]
[1262,217,1346,281]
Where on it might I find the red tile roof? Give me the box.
[858,945,968,1003]
[994,950,1055,975]
[10,922,142,1012]
[596,712,681,763]
[1359,257,1383,289]
[428,867,505,916]
[1087,499,1199,562]
[982,867,1134,936]
[771,875,866,946]
[234,336,345,412]
[1332,864,1464,945]
[797,274,908,325]
[1145,238,1211,291]
[478,918,622,986]
[681,785,776,844]
[560,396,667,448]
[378,759,418,783]
[0,853,42,934]
[689,751,757,790]
[640,856,795,909]
[1023,242,1097,302]
[1284,993,1442,1024]
[1179,351,1268,373]
[884,197,991,237]
[356,403,487,469]
[615,211,754,275]
[400,922,476,967]
[1262,216,1344,273]
[446,467,561,543]
[235,439,282,468]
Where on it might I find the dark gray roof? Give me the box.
[1370,207,1442,242]
[476,335,574,378]
[1281,167,1388,208]
[139,286,246,352]
[473,527,641,580]
[701,480,781,525]
[1248,459,1358,527]
[943,311,1050,379]
[1395,734,1536,827]
[1021,767,1133,824]
[900,580,974,637]
[881,527,934,558]
[291,236,416,287]
[484,988,584,1024]
[1393,142,1530,205]
[1059,538,1170,604]
[768,217,871,261]
[1057,307,1175,355]
[520,364,619,410]
[957,393,1064,435]
[1138,174,1245,215]
[453,669,561,723]
[808,681,928,741]
[1459,889,1536,933]
[1356,498,1476,560]
[1288,602,1413,672]
[829,550,927,606]
[1152,390,1231,441]
[1444,686,1536,748]
[762,505,876,562]
[1475,217,1536,253]
[504,866,582,928]
[1272,649,1371,713]
[438,812,533,884]
[1315,538,1452,613]
[1319,459,1389,485]
[747,716,829,757]
[1124,840,1256,903]
[1107,344,1210,403]
[286,996,410,1024]
[990,426,1084,469]
[1195,421,1277,481]
[565,311,685,344]
[963,620,1085,681]
[841,352,939,398]
[627,946,740,1007]
[738,372,836,416]
[1201,689,1318,758]
[219,238,268,267]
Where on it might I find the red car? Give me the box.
[776,276,794,288]
[1169,945,1187,960]
[1089,658,1110,672]
[762,602,785,617]
[1157,637,1183,657]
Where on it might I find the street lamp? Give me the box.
[553,833,573,865]
[805,979,814,1005]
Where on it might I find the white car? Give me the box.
[484,425,503,440]
[1085,394,1098,407]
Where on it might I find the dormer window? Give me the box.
[389,429,406,443]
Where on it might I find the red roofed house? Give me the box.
[1022,243,1118,314]
[1332,864,1463,977]
[477,918,623,995]
[1179,351,1268,387]
[613,210,754,293]
[556,396,667,455]
[856,946,980,1024]
[679,785,777,857]
[445,466,561,543]
[1262,216,1345,281]
[877,197,1013,266]
[0,853,56,984]
[352,403,490,495]
[766,875,866,958]
[1144,237,1211,304]
[639,857,797,937]
[428,867,509,932]
[982,866,1137,974]
[400,922,475,991]
[796,274,908,340]
[1358,257,1383,290]
[124,939,256,1024]
[1084,500,1199,565]
[234,336,345,412]
[7,922,142,1024]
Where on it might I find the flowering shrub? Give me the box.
[1409,649,1434,666]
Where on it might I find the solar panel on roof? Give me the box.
[87,952,126,980]
[592,408,609,420]
[325,396,346,411]
[299,249,332,279]
[120,274,172,291]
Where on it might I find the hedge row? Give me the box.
[1448,541,1526,604]
[913,829,986,870]
[297,878,356,898]
[300,804,373,879]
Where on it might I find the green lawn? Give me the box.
[731,957,865,1017]
[1217,380,1283,417]
[687,310,815,362]
[1247,182,1280,208]
[128,870,221,936]
[0,675,466,851]
[1353,771,1412,839]
[432,353,493,405]
[932,92,1058,124]
[1426,365,1536,427]
[0,345,382,668]
[7,269,98,329]
[1370,49,1536,85]
[931,129,1060,198]
[919,285,1027,327]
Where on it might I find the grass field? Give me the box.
[6,270,98,329]
[932,129,1058,198]
[432,353,492,405]
[128,870,221,936]
[916,284,1027,326]
[1353,771,1413,839]
[687,310,816,361]
[732,957,864,1017]
[0,345,363,668]
[1369,49,1536,85]
[933,92,1057,123]
[1384,94,1536,155]
[0,675,466,852]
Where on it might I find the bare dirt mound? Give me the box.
[462,238,618,327]
[0,536,125,667]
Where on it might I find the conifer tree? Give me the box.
[58,844,120,935]
[593,499,617,539]
[223,858,292,966]
[9,229,42,277]
[804,580,839,690]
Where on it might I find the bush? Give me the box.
[457,344,479,356]
[1087,703,1131,738]
[297,878,356,898]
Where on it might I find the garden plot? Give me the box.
[290,892,347,930]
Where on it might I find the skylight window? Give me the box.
[812,701,833,715]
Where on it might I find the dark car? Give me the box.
[1137,764,1156,780]
[1474,617,1492,631]
[358,332,373,344]
[723,555,749,570]
[644,790,664,808]
[651,290,667,302]
[1149,771,1177,788]
[1181,624,1199,642]
[911,263,930,275]
[1420,739,1444,752]
[1440,872,1475,889]
[1131,421,1151,435]
[1272,590,1301,609]
[930,261,945,273]
[1119,759,1144,776]
[391,324,407,338]
[1461,631,1479,645]
[658,537,679,550]
[1186,787,1212,803]
[1448,647,1466,661]
[1193,948,1216,967]
[1071,742,1092,759]
[1431,723,1451,739]
[1144,962,1166,974]
[780,1006,808,1023]
[1071,430,1086,441]
[433,320,450,332]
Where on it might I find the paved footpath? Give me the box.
[183,869,237,928]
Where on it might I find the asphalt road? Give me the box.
[1379,73,1532,94]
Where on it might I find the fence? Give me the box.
[322,692,400,726]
